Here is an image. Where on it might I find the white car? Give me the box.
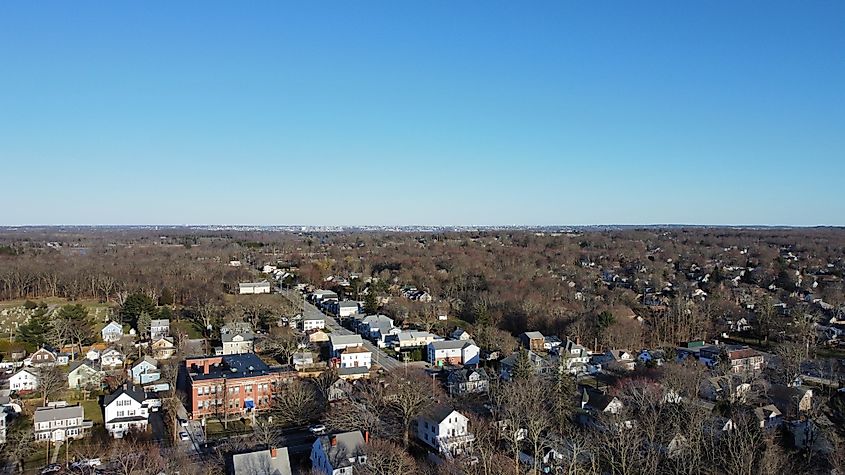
[179,431,190,441]
[309,424,327,435]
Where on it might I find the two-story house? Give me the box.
[27,347,58,367]
[151,337,177,360]
[427,340,480,367]
[519,332,545,352]
[103,384,154,438]
[33,402,92,442]
[337,345,371,370]
[9,368,38,392]
[447,368,489,396]
[130,356,161,385]
[101,321,124,343]
[330,335,365,357]
[149,319,170,340]
[221,322,255,355]
[310,431,367,475]
[416,406,474,458]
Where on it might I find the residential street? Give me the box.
[282,290,405,372]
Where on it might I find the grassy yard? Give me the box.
[66,399,104,426]
[173,319,205,339]
[205,418,252,439]
[23,445,49,474]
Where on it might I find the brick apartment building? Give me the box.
[185,353,295,419]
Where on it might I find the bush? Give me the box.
[23,300,37,310]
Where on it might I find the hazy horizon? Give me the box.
[1,1,843,226]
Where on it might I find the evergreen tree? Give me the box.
[364,291,379,314]
[511,348,534,380]
[121,293,157,327]
[137,311,152,338]
[17,307,51,348]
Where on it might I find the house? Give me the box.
[416,406,474,458]
[544,336,562,351]
[769,385,813,419]
[130,356,161,385]
[337,345,371,370]
[101,348,125,368]
[336,301,360,318]
[559,339,591,374]
[27,347,58,367]
[724,347,765,374]
[753,404,783,429]
[33,402,92,442]
[355,315,397,347]
[67,360,103,390]
[103,384,154,438]
[310,430,367,475]
[328,378,354,402]
[395,331,443,351]
[312,290,339,303]
[450,328,471,341]
[149,319,170,340]
[221,323,255,355]
[10,368,38,392]
[301,315,326,332]
[519,332,545,352]
[292,352,317,370]
[185,353,293,419]
[151,337,177,360]
[596,349,636,371]
[499,350,554,379]
[700,375,751,403]
[338,366,370,381]
[581,388,624,415]
[231,447,292,475]
[101,321,124,342]
[427,340,480,367]
[238,281,272,295]
[330,334,365,356]
[308,330,331,345]
[447,367,489,396]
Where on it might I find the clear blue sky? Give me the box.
[1,1,843,226]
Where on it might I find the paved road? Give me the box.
[282,290,405,372]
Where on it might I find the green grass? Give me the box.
[66,399,104,425]
[23,445,49,473]
[173,319,204,339]
[205,418,252,439]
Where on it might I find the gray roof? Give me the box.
[421,404,460,424]
[132,356,158,370]
[430,340,474,350]
[317,431,365,467]
[33,404,83,423]
[330,334,364,347]
[338,366,369,376]
[150,319,170,327]
[338,301,359,308]
[221,322,255,342]
[522,331,544,340]
[104,384,147,407]
[232,448,292,475]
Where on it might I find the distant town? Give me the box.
[0,227,842,474]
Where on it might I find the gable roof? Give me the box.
[317,431,365,467]
[422,404,462,424]
[104,384,147,407]
[232,448,292,475]
[33,404,84,423]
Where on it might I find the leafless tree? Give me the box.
[355,438,419,474]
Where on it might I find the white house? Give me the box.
[416,406,474,458]
[450,328,471,341]
[101,321,124,342]
[33,402,91,442]
[130,356,160,385]
[239,281,272,295]
[232,447,292,475]
[337,346,371,369]
[395,331,443,351]
[336,301,360,318]
[10,368,38,392]
[104,384,153,438]
[330,334,365,356]
[560,339,591,374]
[100,348,125,368]
[310,431,367,475]
[149,319,170,340]
[301,315,326,332]
[427,340,480,367]
[221,323,255,355]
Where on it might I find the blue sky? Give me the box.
[1,1,843,226]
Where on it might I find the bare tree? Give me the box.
[270,380,321,427]
[37,364,65,405]
[355,438,419,474]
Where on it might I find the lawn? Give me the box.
[205,418,252,439]
[66,399,104,426]
[172,319,205,339]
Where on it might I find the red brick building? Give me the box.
[185,354,295,419]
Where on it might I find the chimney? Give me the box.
[270,447,277,458]
[364,431,369,444]
[330,436,337,447]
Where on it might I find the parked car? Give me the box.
[179,431,190,441]
[309,424,327,434]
